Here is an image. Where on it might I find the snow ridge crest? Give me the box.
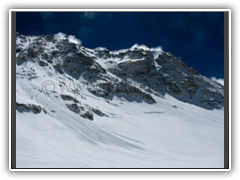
[16,32,224,110]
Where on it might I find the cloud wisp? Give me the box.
[67,35,81,44]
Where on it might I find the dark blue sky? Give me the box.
[16,11,225,79]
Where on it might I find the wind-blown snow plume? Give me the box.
[54,32,66,39]
[53,32,81,45]
[211,77,224,86]
[67,35,81,44]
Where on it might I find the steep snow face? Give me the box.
[16,33,224,168]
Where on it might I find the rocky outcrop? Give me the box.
[60,94,77,101]
[53,64,64,74]
[64,97,108,120]
[16,33,224,109]
[16,102,42,114]
[80,111,93,120]
[38,60,48,67]
[92,108,109,117]
[66,103,81,114]
[89,80,156,103]
[17,56,28,65]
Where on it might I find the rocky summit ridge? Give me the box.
[16,32,224,114]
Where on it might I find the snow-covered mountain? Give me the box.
[15,32,224,168]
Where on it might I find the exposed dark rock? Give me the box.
[98,82,112,93]
[182,77,200,90]
[142,93,156,103]
[87,64,107,75]
[79,106,85,111]
[88,88,109,97]
[66,103,81,114]
[53,64,64,74]
[92,108,108,117]
[43,108,47,114]
[16,102,31,112]
[52,50,60,58]
[16,102,42,114]
[42,53,53,63]
[80,111,93,120]
[38,61,49,67]
[45,34,54,41]
[31,105,42,114]
[16,48,22,53]
[108,67,127,78]
[17,56,28,65]
[60,94,80,103]
[166,82,182,94]
[27,48,40,58]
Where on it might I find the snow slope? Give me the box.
[16,66,224,168]
[15,33,224,168]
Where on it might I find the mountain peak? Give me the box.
[15,32,225,168]
[16,33,224,110]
